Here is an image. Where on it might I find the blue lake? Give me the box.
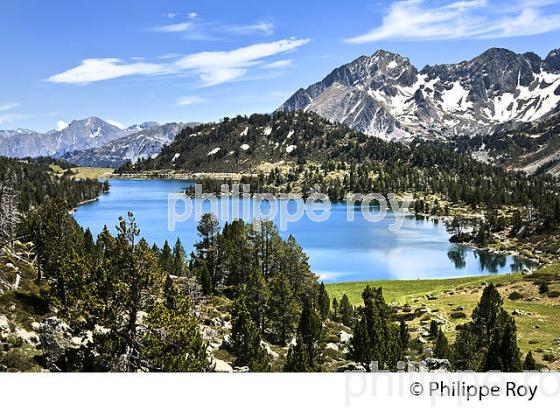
[74,179,535,283]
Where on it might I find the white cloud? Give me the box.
[346,0,560,43]
[188,12,198,19]
[0,103,24,125]
[57,120,69,131]
[47,38,310,87]
[154,16,274,37]
[0,102,20,112]
[47,58,169,85]
[0,114,26,125]
[176,96,206,106]
[166,13,178,19]
[225,22,274,36]
[155,22,193,33]
[173,39,309,86]
[106,119,125,129]
[261,60,293,69]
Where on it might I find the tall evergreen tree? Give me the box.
[339,294,354,327]
[160,241,173,275]
[331,298,339,322]
[472,283,503,346]
[285,298,323,371]
[399,320,410,351]
[267,273,299,345]
[229,295,270,371]
[317,282,330,321]
[452,324,480,370]
[194,213,220,292]
[29,198,90,311]
[245,267,270,334]
[433,329,450,359]
[172,239,187,277]
[143,287,209,372]
[350,286,403,370]
[351,313,371,367]
[480,309,522,372]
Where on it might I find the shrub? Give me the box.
[538,282,550,294]
[450,311,467,319]
[508,291,524,301]
[547,290,560,298]
[542,353,557,363]
[0,350,36,371]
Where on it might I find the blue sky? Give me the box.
[1,0,560,132]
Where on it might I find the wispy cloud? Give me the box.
[260,59,293,69]
[0,102,24,125]
[347,0,560,43]
[153,14,274,38]
[46,38,310,87]
[106,119,125,129]
[156,22,193,33]
[47,58,170,84]
[0,102,20,112]
[176,95,206,106]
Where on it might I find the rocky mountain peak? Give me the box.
[279,47,560,140]
[544,48,560,73]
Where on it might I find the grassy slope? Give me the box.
[326,265,560,366]
[49,164,114,179]
[70,167,114,179]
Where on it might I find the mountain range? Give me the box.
[2,47,560,175]
[279,48,560,141]
[0,118,196,167]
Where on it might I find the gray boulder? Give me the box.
[336,362,367,372]
[39,316,78,371]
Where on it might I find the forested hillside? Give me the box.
[0,156,108,212]
[117,112,560,249]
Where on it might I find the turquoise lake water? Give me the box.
[73,179,535,283]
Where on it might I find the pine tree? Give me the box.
[317,282,330,321]
[399,320,410,350]
[194,260,213,295]
[472,283,503,346]
[284,336,313,372]
[339,294,354,327]
[160,241,173,275]
[172,239,186,277]
[194,213,220,292]
[331,298,339,321]
[245,267,270,334]
[163,274,178,310]
[93,213,165,371]
[143,288,209,372]
[267,273,299,345]
[524,351,537,371]
[351,286,403,370]
[433,329,450,359]
[480,309,522,372]
[429,320,439,338]
[229,295,270,371]
[29,198,90,310]
[351,313,371,367]
[284,298,323,371]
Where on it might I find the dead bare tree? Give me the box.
[0,178,21,252]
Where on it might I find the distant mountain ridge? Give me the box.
[0,117,127,158]
[279,47,560,140]
[0,118,196,167]
[60,122,198,167]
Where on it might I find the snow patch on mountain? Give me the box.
[279,48,560,141]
